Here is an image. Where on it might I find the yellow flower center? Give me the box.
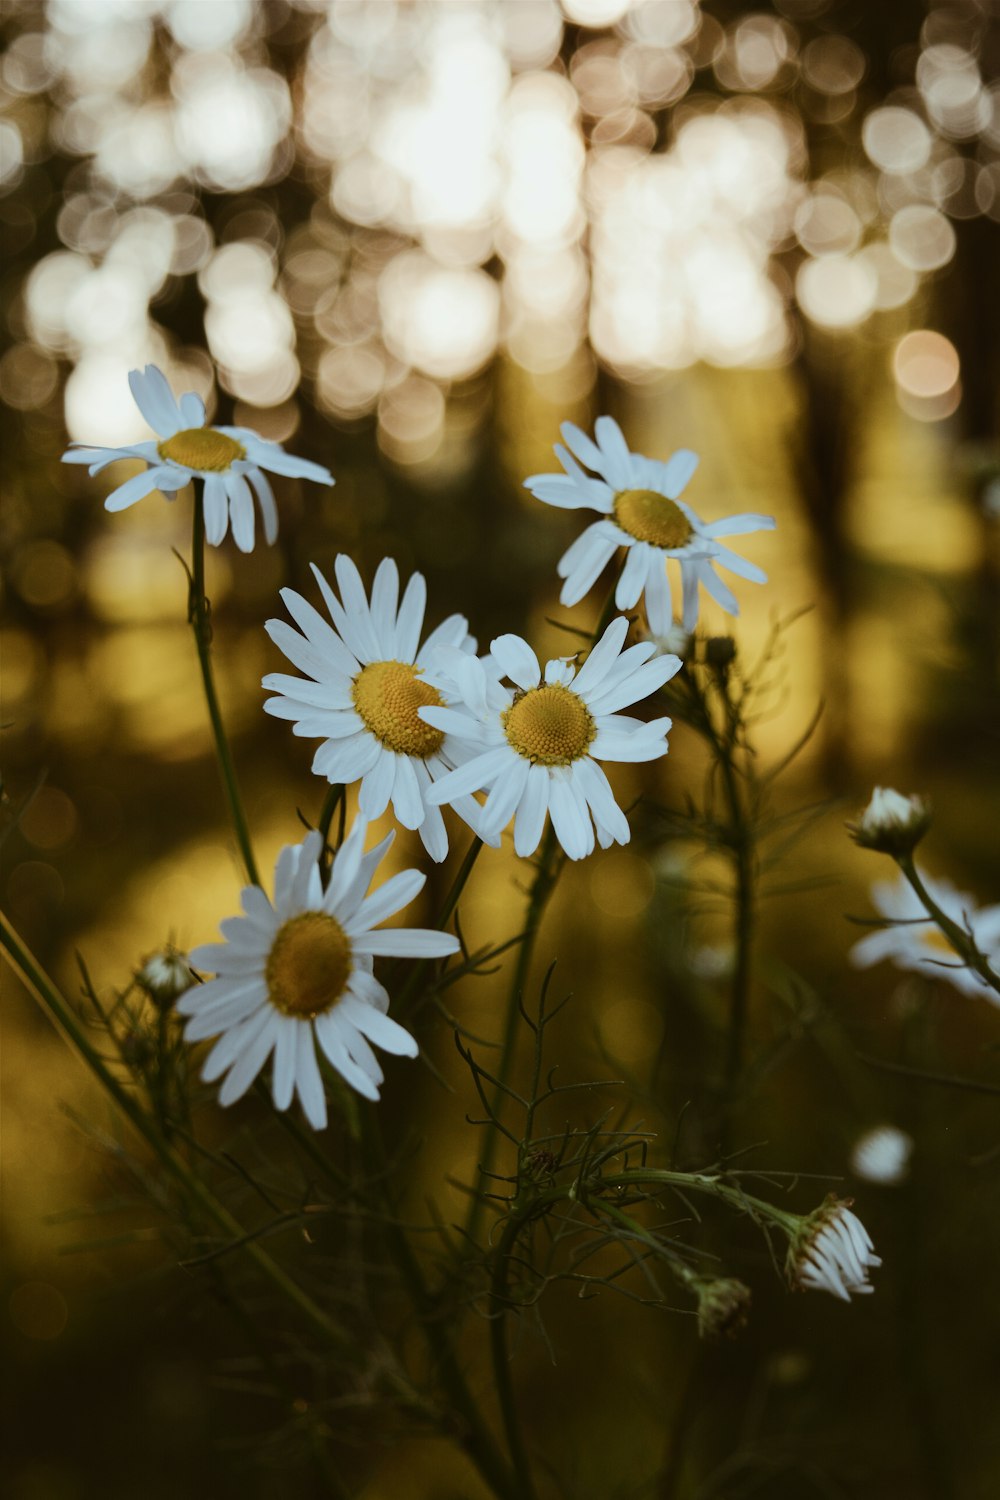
[158,427,246,472]
[265,911,352,1019]
[352,660,446,758]
[614,488,693,549]
[503,683,595,766]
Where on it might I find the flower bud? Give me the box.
[787,1195,881,1302]
[848,786,930,856]
[692,1275,751,1338]
[704,635,737,670]
[136,946,193,1009]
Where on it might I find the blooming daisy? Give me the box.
[178,819,458,1127]
[263,555,488,862]
[420,615,680,861]
[62,364,334,552]
[524,416,775,633]
[849,868,1000,1001]
[787,1196,881,1302]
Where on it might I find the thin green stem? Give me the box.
[465,828,561,1246]
[360,1110,519,1500]
[488,1212,542,1500]
[317,782,344,851]
[603,1167,800,1237]
[188,495,259,886]
[898,855,1000,996]
[1,914,350,1353]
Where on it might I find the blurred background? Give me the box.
[2,1,999,1497]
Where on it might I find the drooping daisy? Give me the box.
[178,820,458,1128]
[849,868,1000,1002]
[420,616,680,861]
[62,364,334,552]
[787,1197,881,1302]
[263,555,489,862]
[524,416,775,633]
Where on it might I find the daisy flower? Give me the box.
[848,785,930,856]
[263,555,488,862]
[524,416,775,633]
[787,1196,881,1302]
[178,819,458,1128]
[420,615,681,861]
[849,868,1000,1001]
[62,364,333,552]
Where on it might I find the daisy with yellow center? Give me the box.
[62,364,333,553]
[524,415,775,634]
[420,616,681,861]
[850,868,1000,1002]
[178,819,459,1127]
[262,555,490,862]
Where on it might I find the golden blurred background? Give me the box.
[2,2,999,1497]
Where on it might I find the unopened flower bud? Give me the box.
[692,1275,751,1338]
[787,1195,881,1302]
[848,787,930,856]
[704,635,737,670]
[136,946,193,1009]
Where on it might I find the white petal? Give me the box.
[585,655,681,717]
[643,555,673,634]
[513,764,550,857]
[352,927,460,959]
[103,467,170,513]
[246,466,278,545]
[226,471,256,553]
[571,615,630,698]
[700,512,775,539]
[200,1003,272,1079]
[217,1012,281,1105]
[359,748,396,819]
[313,1011,380,1100]
[370,557,400,656]
[548,772,594,860]
[480,759,531,839]
[128,365,182,437]
[339,995,418,1057]
[425,745,516,803]
[490,634,540,691]
[349,868,425,933]
[203,473,229,543]
[271,1017,298,1110]
[616,542,649,609]
[659,448,699,499]
[391,753,426,830]
[394,570,427,663]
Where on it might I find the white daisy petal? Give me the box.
[359,748,397,819]
[200,1004,273,1080]
[513,765,550,857]
[700,513,776,539]
[218,1012,281,1106]
[279,586,361,679]
[425,746,516,804]
[203,474,229,543]
[226,471,256,553]
[570,616,631,697]
[370,557,400,656]
[293,1024,328,1128]
[548,772,594,860]
[349,868,426,933]
[339,995,418,1057]
[659,448,699,498]
[179,391,206,428]
[391,753,426,830]
[480,758,531,839]
[104,467,174,513]
[128,365,183,437]
[352,927,459,959]
[246,467,279,545]
[313,1012,380,1101]
[271,1017,298,1110]
[395,571,428,662]
[491,634,541,691]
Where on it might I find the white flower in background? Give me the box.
[850,868,1000,1002]
[178,821,458,1128]
[62,364,334,552]
[851,1125,913,1185]
[421,616,680,860]
[647,621,692,659]
[849,785,930,855]
[263,555,488,862]
[524,416,775,633]
[788,1197,881,1302]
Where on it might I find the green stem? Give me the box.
[603,1167,799,1237]
[188,495,259,886]
[898,855,1000,996]
[317,783,344,851]
[465,828,561,1246]
[488,1212,542,1500]
[1,913,350,1353]
[360,1110,519,1500]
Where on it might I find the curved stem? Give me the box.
[898,855,1000,996]
[188,495,259,886]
